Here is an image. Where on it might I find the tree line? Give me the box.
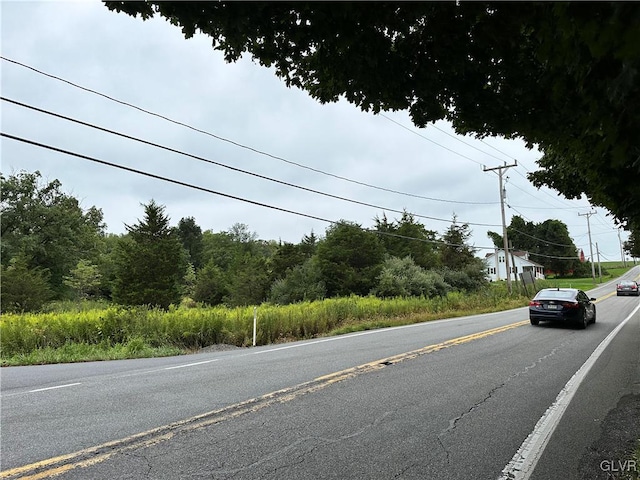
[3,170,632,313]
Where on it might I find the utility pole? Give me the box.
[596,242,602,283]
[618,229,627,267]
[579,211,596,284]
[484,161,517,294]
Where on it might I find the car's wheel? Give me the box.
[577,310,588,329]
[530,318,539,326]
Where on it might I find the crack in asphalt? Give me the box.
[210,411,393,478]
[436,339,574,462]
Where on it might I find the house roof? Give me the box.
[484,250,544,267]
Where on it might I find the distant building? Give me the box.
[484,249,545,282]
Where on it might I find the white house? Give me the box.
[484,249,545,282]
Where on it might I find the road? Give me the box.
[1,267,639,479]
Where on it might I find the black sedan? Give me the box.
[616,280,640,296]
[529,288,596,329]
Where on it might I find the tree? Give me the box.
[63,259,102,300]
[105,2,640,226]
[201,231,236,271]
[112,200,187,308]
[316,221,385,297]
[624,230,640,259]
[439,218,478,271]
[533,220,580,276]
[270,232,318,283]
[176,217,204,269]
[269,258,326,305]
[487,215,580,275]
[0,256,52,313]
[374,256,449,299]
[270,242,308,282]
[224,253,270,307]
[1,170,106,298]
[374,211,439,269]
[193,260,228,306]
[299,231,319,257]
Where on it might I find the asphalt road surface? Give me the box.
[2,267,639,480]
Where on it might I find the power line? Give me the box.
[2,131,504,252]
[380,113,508,165]
[378,107,593,213]
[0,56,497,208]
[2,57,620,257]
[1,131,335,224]
[1,96,502,229]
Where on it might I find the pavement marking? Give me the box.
[163,359,219,370]
[28,383,81,393]
[498,302,640,480]
[0,320,527,480]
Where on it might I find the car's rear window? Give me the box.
[535,290,575,300]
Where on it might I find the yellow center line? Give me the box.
[1,320,527,480]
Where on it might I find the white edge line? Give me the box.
[249,308,522,356]
[164,359,218,370]
[29,382,82,393]
[498,302,640,480]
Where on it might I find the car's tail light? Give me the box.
[529,300,541,307]
[562,301,580,309]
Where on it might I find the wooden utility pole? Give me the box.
[579,211,597,284]
[484,161,517,294]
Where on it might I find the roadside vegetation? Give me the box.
[1,284,531,366]
[1,171,636,366]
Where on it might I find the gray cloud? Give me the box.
[1,1,628,261]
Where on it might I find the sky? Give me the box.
[1,1,632,265]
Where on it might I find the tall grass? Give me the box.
[1,286,531,365]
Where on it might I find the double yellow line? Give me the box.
[1,320,527,479]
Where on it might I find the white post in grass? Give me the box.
[253,307,257,347]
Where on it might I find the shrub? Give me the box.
[374,256,450,298]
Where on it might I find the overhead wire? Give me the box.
[1,55,598,221]
[0,56,497,208]
[380,107,594,213]
[1,96,502,228]
[2,56,623,259]
[0,131,501,252]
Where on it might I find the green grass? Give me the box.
[1,285,532,366]
[541,262,636,291]
[3,264,636,367]
[0,338,183,366]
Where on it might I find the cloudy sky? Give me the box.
[1,1,631,264]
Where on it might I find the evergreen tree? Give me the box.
[176,217,204,269]
[0,256,52,313]
[270,242,307,281]
[439,217,477,270]
[112,200,187,309]
[193,260,228,306]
